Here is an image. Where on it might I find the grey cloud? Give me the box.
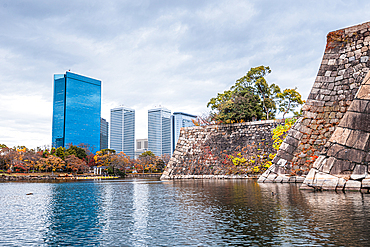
[1,0,370,147]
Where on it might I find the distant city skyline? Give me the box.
[2,1,370,148]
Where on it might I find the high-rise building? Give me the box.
[148,107,171,156]
[110,106,135,158]
[135,138,148,159]
[171,112,197,152]
[100,118,109,150]
[52,71,101,153]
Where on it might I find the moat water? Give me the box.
[0,178,369,246]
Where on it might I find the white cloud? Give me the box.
[1,0,370,148]
[0,94,51,148]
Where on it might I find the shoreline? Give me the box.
[0,172,162,181]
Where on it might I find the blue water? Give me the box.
[0,178,369,246]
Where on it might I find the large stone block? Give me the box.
[347,99,369,113]
[350,164,368,180]
[314,171,338,189]
[328,127,346,143]
[330,159,355,175]
[335,148,366,163]
[264,173,278,183]
[339,112,370,132]
[345,130,370,149]
[327,144,345,157]
[321,157,336,173]
[356,85,370,100]
[336,128,352,145]
[301,168,317,187]
[277,150,294,162]
[344,180,362,191]
[312,155,326,169]
[361,177,370,188]
[274,175,283,183]
[279,142,297,154]
[322,175,340,190]
[284,136,300,147]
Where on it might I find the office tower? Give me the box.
[148,107,171,156]
[171,112,197,152]
[52,71,101,153]
[135,138,148,159]
[100,118,109,150]
[110,106,135,158]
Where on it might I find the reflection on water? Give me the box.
[44,182,105,245]
[132,181,149,246]
[0,179,369,246]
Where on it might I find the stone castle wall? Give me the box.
[300,71,370,192]
[259,21,370,184]
[161,120,282,179]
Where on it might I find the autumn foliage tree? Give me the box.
[207,66,305,123]
[65,154,88,173]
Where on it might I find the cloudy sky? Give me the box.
[1,0,369,149]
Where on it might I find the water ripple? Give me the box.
[0,179,369,246]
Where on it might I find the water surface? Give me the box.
[0,178,369,246]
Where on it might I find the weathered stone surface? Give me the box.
[361,177,370,188]
[350,165,368,180]
[327,144,345,157]
[264,173,277,183]
[261,22,370,187]
[303,168,317,187]
[330,159,355,175]
[346,130,370,149]
[339,112,370,132]
[313,172,337,189]
[322,175,340,190]
[344,180,362,191]
[347,99,369,113]
[321,157,335,173]
[162,120,281,180]
[274,175,283,183]
[284,136,300,147]
[335,148,367,163]
[277,159,287,167]
[336,177,347,191]
[356,85,370,100]
[312,156,326,169]
[328,127,346,143]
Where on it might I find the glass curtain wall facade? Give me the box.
[148,107,171,156]
[100,118,109,150]
[110,107,135,158]
[171,112,196,153]
[52,72,101,153]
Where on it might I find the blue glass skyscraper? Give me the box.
[148,107,171,156]
[171,112,196,153]
[52,71,101,153]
